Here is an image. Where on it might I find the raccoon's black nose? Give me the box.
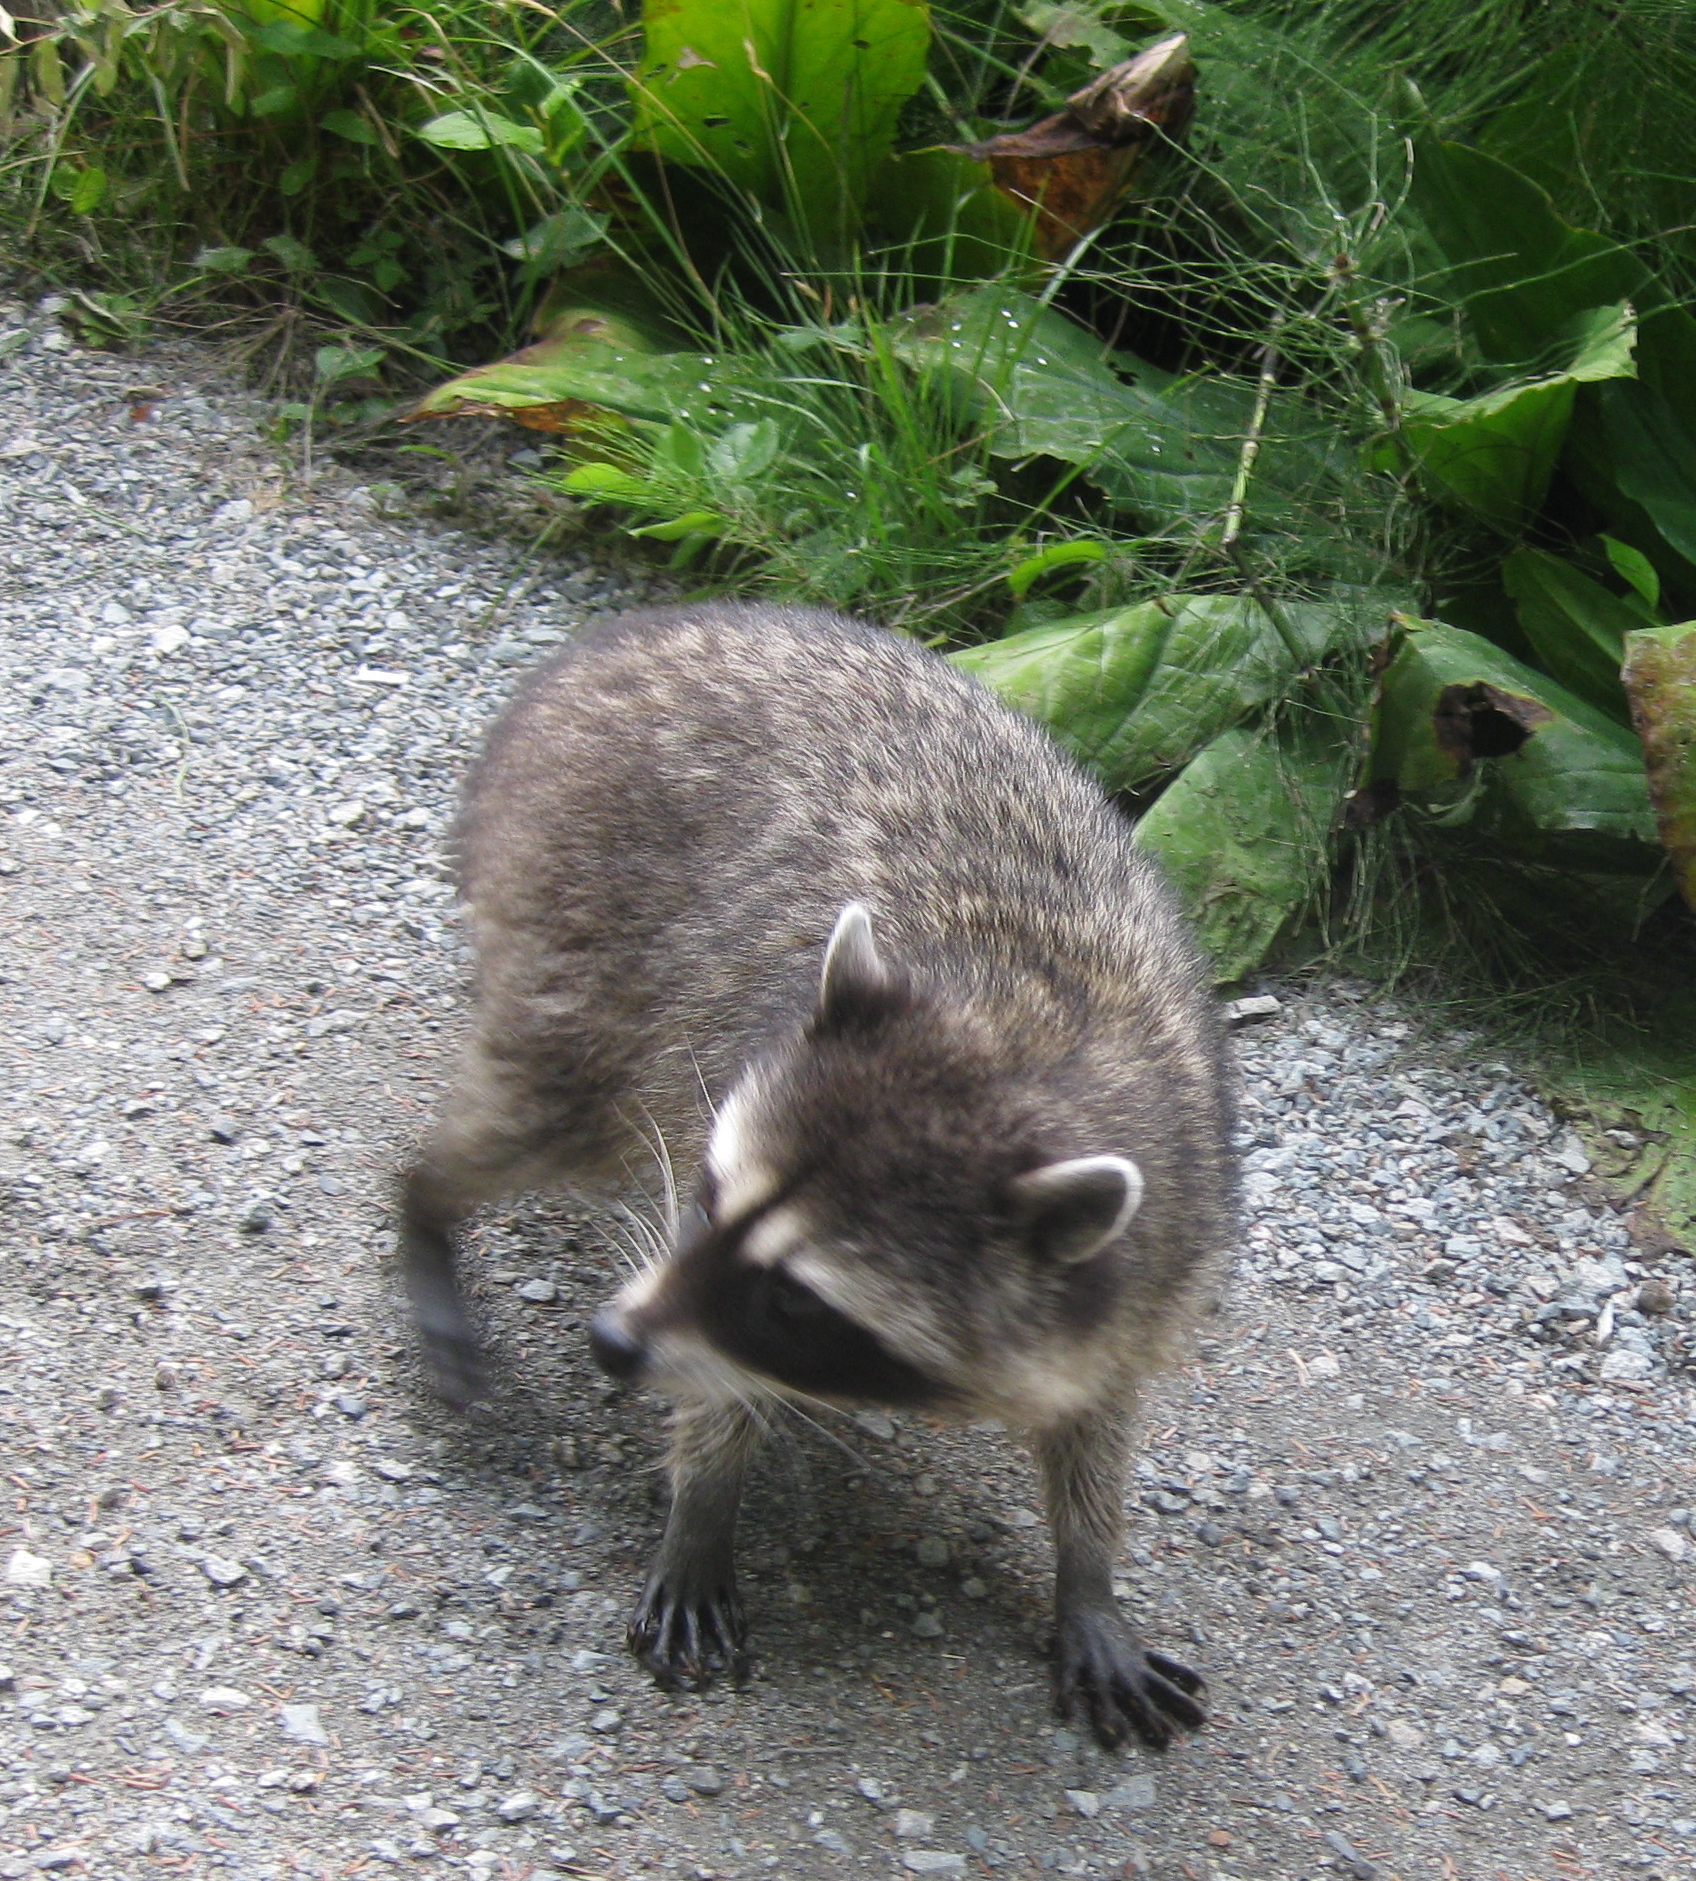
[589,1310,647,1383]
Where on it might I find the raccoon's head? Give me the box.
[589,903,1146,1422]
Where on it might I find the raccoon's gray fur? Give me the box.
[399,600,1235,1751]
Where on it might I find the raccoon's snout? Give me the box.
[589,1308,648,1383]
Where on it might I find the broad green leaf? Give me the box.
[1135,714,1352,983]
[411,270,740,432]
[413,346,751,430]
[627,509,727,539]
[630,0,931,238]
[562,463,654,503]
[1560,311,1696,615]
[415,110,544,155]
[236,0,330,23]
[1016,0,1136,69]
[706,418,780,483]
[1622,622,1696,912]
[1635,305,1696,441]
[948,592,1364,793]
[1366,617,1660,872]
[69,165,108,214]
[1501,549,1634,725]
[1378,303,1636,530]
[864,146,1039,284]
[279,154,317,196]
[894,289,1346,560]
[1601,536,1661,612]
[321,107,378,145]
[1599,380,1696,568]
[31,37,66,107]
[1407,134,1647,366]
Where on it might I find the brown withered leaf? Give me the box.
[958,33,1195,261]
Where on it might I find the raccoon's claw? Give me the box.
[628,1567,748,1692]
[1054,1607,1207,1751]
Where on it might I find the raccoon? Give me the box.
[399,600,1235,1750]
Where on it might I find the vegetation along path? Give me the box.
[2,304,1694,1881]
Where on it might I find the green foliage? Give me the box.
[1134,707,1356,982]
[631,0,931,246]
[1380,305,1636,533]
[949,592,1373,791]
[10,0,1696,1026]
[1365,619,1663,876]
[1501,550,1638,726]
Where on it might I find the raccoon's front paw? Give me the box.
[1053,1605,1207,1751]
[628,1560,747,1692]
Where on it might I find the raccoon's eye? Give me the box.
[766,1269,828,1322]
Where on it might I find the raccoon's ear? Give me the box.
[818,901,892,1027]
[1011,1155,1144,1265]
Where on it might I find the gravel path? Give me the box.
[2,294,1695,1881]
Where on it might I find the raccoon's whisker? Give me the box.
[606,1202,666,1279]
[614,1103,683,1240]
[645,1111,683,1241]
[596,1213,649,1283]
[767,1392,875,1474]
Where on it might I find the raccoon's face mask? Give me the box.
[589,903,1145,1413]
[601,1170,949,1407]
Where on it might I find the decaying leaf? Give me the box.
[1622,621,1696,910]
[957,34,1194,259]
[1362,615,1662,873]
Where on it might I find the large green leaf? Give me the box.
[1382,303,1635,530]
[1622,621,1696,912]
[630,0,931,238]
[1407,134,1648,366]
[1366,617,1661,873]
[948,591,1366,793]
[864,147,1038,285]
[1599,379,1696,569]
[1134,713,1353,982]
[1501,548,1636,725]
[893,288,1350,564]
[1561,311,1696,617]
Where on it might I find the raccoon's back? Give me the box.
[456,602,1211,1144]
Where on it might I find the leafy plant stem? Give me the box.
[1220,311,1308,668]
[1329,247,1408,467]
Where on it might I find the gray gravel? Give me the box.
[2,295,1695,1881]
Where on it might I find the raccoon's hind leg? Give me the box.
[1036,1407,1208,1752]
[398,1151,495,1409]
[629,1398,761,1691]
[399,1059,586,1407]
